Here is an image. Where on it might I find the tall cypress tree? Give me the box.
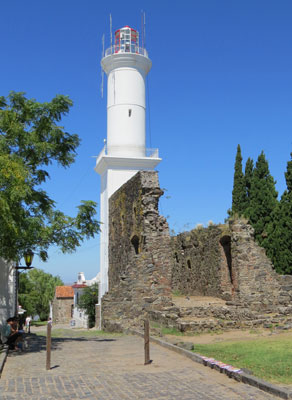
[244,157,254,209]
[245,151,278,245]
[231,145,246,216]
[263,153,292,274]
[285,152,292,192]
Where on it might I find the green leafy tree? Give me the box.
[78,283,99,328]
[263,153,292,274]
[19,268,63,320]
[0,92,100,262]
[245,151,278,245]
[231,145,246,216]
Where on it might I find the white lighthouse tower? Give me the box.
[95,26,161,303]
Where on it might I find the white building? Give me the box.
[95,25,161,304]
[71,272,100,328]
[0,258,16,328]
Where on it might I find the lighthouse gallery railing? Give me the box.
[104,45,148,58]
[96,146,159,165]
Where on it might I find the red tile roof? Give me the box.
[55,286,74,298]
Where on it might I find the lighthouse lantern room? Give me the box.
[95,25,161,305]
[114,26,139,53]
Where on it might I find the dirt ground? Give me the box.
[164,328,292,345]
[165,295,292,345]
[172,295,226,308]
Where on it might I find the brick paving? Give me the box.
[0,327,278,400]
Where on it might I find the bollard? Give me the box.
[144,319,151,365]
[46,321,52,370]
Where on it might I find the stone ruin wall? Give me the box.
[103,170,292,332]
[172,219,292,313]
[52,298,73,324]
[172,225,234,301]
[230,220,280,311]
[101,171,173,332]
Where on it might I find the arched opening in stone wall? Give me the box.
[131,235,140,255]
[220,235,233,284]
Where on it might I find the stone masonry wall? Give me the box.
[172,225,234,300]
[278,275,292,309]
[101,168,292,333]
[230,219,281,311]
[172,219,289,313]
[0,258,15,328]
[101,171,173,332]
[52,298,73,324]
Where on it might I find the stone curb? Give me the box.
[129,329,292,400]
[0,346,9,378]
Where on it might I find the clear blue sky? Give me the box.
[1,1,291,282]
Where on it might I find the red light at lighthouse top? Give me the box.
[114,26,139,54]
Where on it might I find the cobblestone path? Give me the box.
[0,329,277,400]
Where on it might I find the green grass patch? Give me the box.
[150,321,200,337]
[150,322,199,337]
[161,326,185,336]
[194,335,292,384]
[30,321,47,326]
[35,328,123,339]
[150,321,185,336]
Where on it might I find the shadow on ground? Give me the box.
[8,333,117,358]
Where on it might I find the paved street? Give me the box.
[0,328,277,400]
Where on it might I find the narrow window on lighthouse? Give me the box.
[128,109,132,117]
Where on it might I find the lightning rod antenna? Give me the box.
[141,10,144,49]
[101,34,105,98]
[143,11,146,49]
[102,33,105,58]
[110,14,113,50]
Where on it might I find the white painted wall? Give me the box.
[102,53,152,158]
[0,258,16,328]
[70,272,100,328]
[72,306,88,328]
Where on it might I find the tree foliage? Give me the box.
[245,151,278,245]
[19,268,63,320]
[0,92,100,262]
[229,146,292,274]
[231,144,246,216]
[78,283,99,328]
[262,154,292,274]
[244,157,254,206]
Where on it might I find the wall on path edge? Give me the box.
[0,258,15,330]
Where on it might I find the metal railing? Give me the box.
[96,145,159,163]
[104,45,148,58]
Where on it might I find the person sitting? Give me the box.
[2,317,23,350]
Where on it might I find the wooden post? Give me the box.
[144,319,151,365]
[46,322,52,370]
